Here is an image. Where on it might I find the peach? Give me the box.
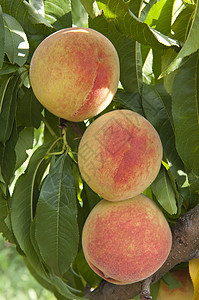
[29,27,120,122]
[78,109,163,201]
[157,269,194,300]
[82,194,172,284]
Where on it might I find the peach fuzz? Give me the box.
[78,109,163,201]
[29,27,119,122]
[157,269,194,300]
[82,194,172,285]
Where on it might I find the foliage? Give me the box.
[0,0,199,299]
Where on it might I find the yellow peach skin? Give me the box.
[82,194,172,285]
[157,269,194,300]
[78,109,163,201]
[29,27,120,122]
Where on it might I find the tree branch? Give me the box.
[85,204,199,300]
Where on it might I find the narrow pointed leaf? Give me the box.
[172,4,196,42]
[142,83,186,188]
[15,127,34,171]
[11,140,57,254]
[3,13,29,66]
[160,1,199,76]
[0,5,5,68]
[172,52,199,176]
[97,0,179,49]
[0,0,54,37]
[80,0,101,18]
[151,166,177,214]
[0,62,19,75]
[0,123,18,184]
[145,0,175,35]
[0,184,15,242]
[44,0,72,29]
[35,154,79,276]
[16,87,43,129]
[51,274,88,300]
[0,75,19,142]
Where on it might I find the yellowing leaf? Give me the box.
[189,258,199,300]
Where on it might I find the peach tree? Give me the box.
[0,0,199,299]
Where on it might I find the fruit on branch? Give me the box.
[29,27,119,122]
[82,194,172,285]
[157,269,194,300]
[78,109,163,201]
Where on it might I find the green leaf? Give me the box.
[160,0,199,76]
[0,5,5,69]
[142,83,186,188]
[23,256,56,294]
[35,154,79,276]
[3,13,29,66]
[16,87,43,129]
[0,0,54,38]
[115,91,144,115]
[29,0,45,16]
[89,15,142,93]
[172,51,199,177]
[76,249,101,288]
[51,274,88,300]
[80,0,101,18]
[44,0,72,29]
[96,0,179,49]
[71,0,88,27]
[172,4,196,42]
[0,75,20,142]
[145,0,175,35]
[43,109,60,142]
[151,166,177,214]
[77,181,101,235]
[0,123,18,185]
[162,271,183,289]
[15,127,34,171]
[11,140,58,255]
[0,62,19,75]
[0,183,14,242]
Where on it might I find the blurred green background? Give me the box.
[0,234,56,300]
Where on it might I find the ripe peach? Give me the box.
[82,194,172,284]
[157,269,194,300]
[29,27,119,122]
[78,109,163,201]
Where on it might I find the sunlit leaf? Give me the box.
[97,0,179,49]
[160,0,199,76]
[29,0,45,17]
[80,0,101,18]
[44,0,72,29]
[3,13,29,66]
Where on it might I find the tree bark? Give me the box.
[85,204,199,300]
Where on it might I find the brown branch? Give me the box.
[85,204,199,300]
